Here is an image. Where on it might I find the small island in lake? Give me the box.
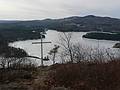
[82,32,120,41]
[113,43,120,48]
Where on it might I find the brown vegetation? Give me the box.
[46,59,120,90]
[0,58,120,90]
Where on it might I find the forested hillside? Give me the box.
[0,15,120,32]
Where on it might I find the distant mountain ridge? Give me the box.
[0,15,120,32]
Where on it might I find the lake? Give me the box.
[9,30,119,66]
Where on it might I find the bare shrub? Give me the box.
[58,32,118,64]
[59,43,117,64]
[59,32,74,63]
[49,45,60,64]
[47,59,120,90]
[0,57,37,83]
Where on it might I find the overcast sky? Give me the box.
[0,0,120,20]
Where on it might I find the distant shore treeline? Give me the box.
[0,27,46,58]
[0,28,45,42]
[82,32,120,41]
[0,37,28,58]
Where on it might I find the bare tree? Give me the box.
[59,32,74,63]
[49,45,60,64]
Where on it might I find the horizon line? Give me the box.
[0,14,120,21]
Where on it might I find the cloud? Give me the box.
[0,0,120,20]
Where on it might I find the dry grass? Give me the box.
[1,59,120,90]
[46,59,120,90]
